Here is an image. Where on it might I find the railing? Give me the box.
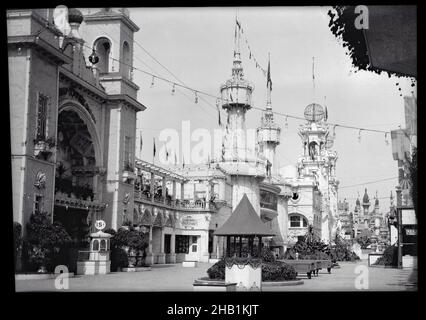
[133,192,212,211]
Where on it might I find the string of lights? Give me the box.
[31,20,411,142]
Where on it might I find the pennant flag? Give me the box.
[218,108,222,126]
[324,106,328,121]
[153,138,156,157]
[166,148,169,161]
[174,152,177,165]
[207,153,211,168]
[267,57,272,91]
[182,155,185,168]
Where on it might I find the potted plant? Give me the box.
[25,211,72,273]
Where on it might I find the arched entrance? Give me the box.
[53,105,102,271]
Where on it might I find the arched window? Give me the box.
[122,41,131,79]
[289,214,308,228]
[94,37,111,73]
[92,239,99,251]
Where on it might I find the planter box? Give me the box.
[182,261,197,267]
[193,279,237,291]
[225,264,261,291]
[77,261,110,275]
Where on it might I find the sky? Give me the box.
[126,7,416,212]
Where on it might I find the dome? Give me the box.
[356,198,360,206]
[304,103,324,122]
[363,188,370,203]
[68,8,84,24]
[279,165,298,179]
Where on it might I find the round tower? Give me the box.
[217,19,265,214]
[257,54,280,177]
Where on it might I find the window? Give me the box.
[94,37,111,73]
[175,235,189,254]
[36,93,48,139]
[34,195,43,213]
[289,215,308,228]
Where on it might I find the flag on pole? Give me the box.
[153,138,156,157]
[182,155,185,168]
[267,55,272,91]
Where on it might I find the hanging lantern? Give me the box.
[358,129,362,142]
[194,91,198,104]
[150,76,155,87]
[333,125,338,138]
[285,116,288,129]
[385,132,389,145]
[89,48,99,64]
[171,83,175,95]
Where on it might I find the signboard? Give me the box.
[181,216,198,228]
[401,209,416,225]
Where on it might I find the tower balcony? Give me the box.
[220,80,253,109]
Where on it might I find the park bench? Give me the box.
[279,260,316,279]
[317,260,332,274]
[300,260,332,275]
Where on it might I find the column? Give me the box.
[146,225,154,265]
[158,228,166,264]
[170,233,176,263]
[162,176,167,204]
[201,232,209,262]
[172,180,177,201]
[205,181,211,209]
[150,172,155,202]
[92,174,98,201]
[181,182,185,200]
[211,235,218,259]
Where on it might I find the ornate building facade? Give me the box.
[9,9,342,268]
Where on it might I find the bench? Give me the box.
[300,260,332,276]
[182,260,197,267]
[317,260,332,274]
[279,260,316,279]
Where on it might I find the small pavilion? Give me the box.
[214,194,275,257]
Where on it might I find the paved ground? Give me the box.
[15,260,416,292]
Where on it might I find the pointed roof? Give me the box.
[214,194,275,236]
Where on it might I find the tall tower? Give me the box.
[297,103,339,243]
[257,55,281,178]
[218,19,265,214]
[362,188,370,215]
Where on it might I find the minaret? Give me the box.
[362,188,370,215]
[218,18,265,214]
[257,54,281,177]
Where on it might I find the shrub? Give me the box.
[206,258,297,281]
[262,261,297,281]
[25,211,72,271]
[13,222,22,267]
[110,247,129,271]
[207,259,226,280]
[374,245,398,266]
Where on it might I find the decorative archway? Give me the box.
[58,100,102,167]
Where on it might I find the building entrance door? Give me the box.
[185,236,199,261]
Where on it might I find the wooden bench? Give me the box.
[317,260,332,274]
[300,260,332,276]
[279,260,316,279]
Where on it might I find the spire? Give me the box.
[232,15,243,80]
[266,52,272,110]
[375,190,379,206]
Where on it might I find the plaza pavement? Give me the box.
[15,259,416,292]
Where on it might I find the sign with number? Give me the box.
[95,220,106,231]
